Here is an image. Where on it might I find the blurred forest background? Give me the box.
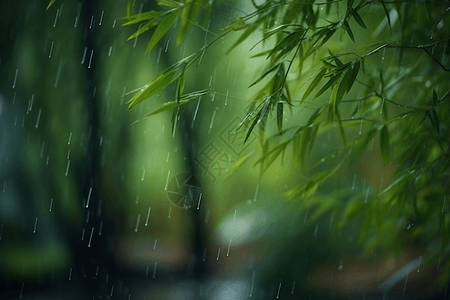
[0,0,449,299]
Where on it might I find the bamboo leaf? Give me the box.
[335,107,346,146]
[227,21,262,54]
[122,11,163,26]
[157,0,183,7]
[146,10,180,53]
[146,90,210,116]
[127,21,158,41]
[432,89,438,106]
[315,73,341,99]
[343,20,355,42]
[277,101,283,134]
[177,0,202,45]
[127,63,186,110]
[248,63,280,88]
[380,125,390,164]
[380,0,392,30]
[302,68,327,102]
[351,9,367,29]
[335,75,348,106]
[429,107,440,135]
[127,0,133,17]
[346,59,360,93]
[46,0,57,10]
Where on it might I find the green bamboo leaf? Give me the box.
[127,21,157,41]
[302,68,327,102]
[127,0,133,17]
[429,107,440,135]
[245,100,270,144]
[157,0,183,7]
[277,101,283,134]
[380,125,390,164]
[432,89,438,106]
[46,0,57,10]
[321,29,336,45]
[380,0,392,30]
[335,75,348,106]
[122,11,163,26]
[127,63,185,110]
[177,0,202,45]
[146,10,180,53]
[314,73,341,99]
[248,63,280,88]
[351,9,367,29]
[343,20,355,42]
[224,17,248,31]
[227,21,262,54]
[147,90,210,116]
[335,107,346,146]
[346,59,360,93]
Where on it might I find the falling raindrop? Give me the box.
[197,193,202,210]
[152,262,157,279]
[81,47,87,64]
[164,40,170,52]
[203,247,207,261]
[86,187,92,208]
[216,247,221,260]
[68,267,72,280]
[134,214,141,232]
[291,281,296,294]
[48,41,54,58]
[249,271,255,297]
[99,10,104,25]
[168,206,172,219]
[145,207,151,226]
[12,68,18,88]
[88,227,94,247]
[49,198,53,212]
[87,50,94,68]
[226,238,232,256]
[33,217,38,234]
[276,282,282,299]
[96,222,102,237]
[53,8,59,27]
[153,239,158,250]
[19,281,24,298]
[254,184,259,202]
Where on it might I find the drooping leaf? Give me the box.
[380,125,390,164]
[380,0,392,30]
[335,107,346,146]
[177,0,202,45]
[351,9,367,29]
[277,101,283,134]
[122,11,163,26]
[248,63,281,88]
[343,20,355,42]
[335,74,348,106]
[146,10,180,53]
[432,89,438,106]
[146,90,210,116]
[227,20,263,54]
[46,0,57,10]
[127,21,158,41]
[429,107,440,135]
[157,0,183,7]
[346,59,360,93]
[127,62,185,110]
[302,68,327,102]
[315,73,341,99]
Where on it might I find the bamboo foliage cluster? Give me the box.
[46,0,450,288]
